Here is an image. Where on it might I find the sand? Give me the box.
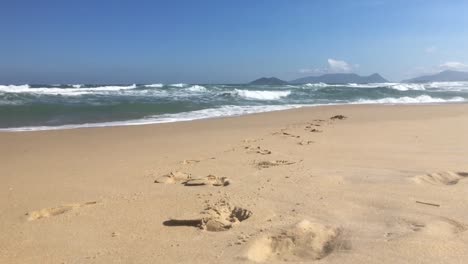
[1,104,468,263]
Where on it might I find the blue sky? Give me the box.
[1,0,468,84]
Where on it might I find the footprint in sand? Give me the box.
[181,159,201,165]
[184,175,230,187]
[245,146,272,155]
[154,171,191,184]
[243,138,263,143]
[413,171,468,185]
[163,199,252,232]
[181,157,216,165]
[273,129,301,139]
[246,220,349,262]
[423,217,468,236]
[330,115,347,120]
[386,217,467,240]
[305,124,321,129]
[298,140,314,146]
[155,172,230,187]
[26,201,97,221]
[255,160,296,169]
[283,132,300,138]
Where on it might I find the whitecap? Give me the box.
[145,83,164,88]
[304,83,328,88]
[234,89,291,100]
[0,84,138,96]
[0,84,31,92]
[185,85,207,92]
[426,81,468,90]
[388,83,425,91]
[169,83,188,88]
[353,95,464,104]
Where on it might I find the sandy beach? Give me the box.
[1,104,468,263]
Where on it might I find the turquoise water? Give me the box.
[1,82,467,131]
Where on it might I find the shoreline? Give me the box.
[1,101,467,133]
[1,103,468,263]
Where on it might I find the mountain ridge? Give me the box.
[290,73,388,84]
[403,70,468,83]
[249,73,389,85]
[249,77,289,85]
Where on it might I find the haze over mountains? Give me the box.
[250,70,468,85]
[403,70,468,83]
[249,73,388,85]
[290,73,388,84]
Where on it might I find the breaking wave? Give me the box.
[234,89,291,100]
[304,83,328,88]
[1,81,467,131]
[169,83,188,88]
[185,85,207,92]
[353,95,464,104]
[144,83,164,88]
[388,83,426,91]
[0,84,137,96]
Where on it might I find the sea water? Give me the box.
[0,82,467,131]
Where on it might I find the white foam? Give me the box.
[234,89,291,100]
[425,81,468,91]
[72,84,83,88]
[0,84,137,96]
[144,83,164,88]
[353,95,464,104]
[301,82,428,90]
[185,85,207,92]
[348,83,389,88]
[169,83,188,88]
[304,83,328,88]
[0,104,305,132]
[0,84,31,91]
[340,83,425,90]
[389,83,426,91]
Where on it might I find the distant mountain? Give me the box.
[249,77,289,85]
[290,73,388,84]
[403,70,468,83]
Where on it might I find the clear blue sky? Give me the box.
[1,0,468,84]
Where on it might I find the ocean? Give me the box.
[0,82,467,131]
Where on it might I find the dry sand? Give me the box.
[1,104,468,263]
